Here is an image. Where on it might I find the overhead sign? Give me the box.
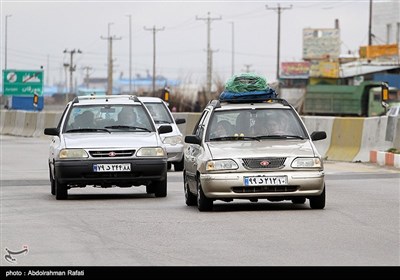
[2,69,44,96]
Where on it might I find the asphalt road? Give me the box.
[1,135,399,267]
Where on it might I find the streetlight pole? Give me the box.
[5,14,12,69]
[126,15,133,94]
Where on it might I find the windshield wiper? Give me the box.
[105,125,151,132]
[256,135,305,140]
[209,136,260,142]
[66,128,111,133]
[154,120,170,124]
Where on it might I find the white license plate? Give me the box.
[244,176,287,186]
[93,163,131,172]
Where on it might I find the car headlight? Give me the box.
[291,157,322,168]
[206,159,238,171]
[59,149,88,159]
[163,135,183,145]
[137,147,165,157]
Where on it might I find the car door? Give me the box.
[185,109,209,189]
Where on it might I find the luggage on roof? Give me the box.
[219,73,277,102]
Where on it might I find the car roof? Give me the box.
[71,95,142,105]
[138,96,164,103]
[210,99,292,111]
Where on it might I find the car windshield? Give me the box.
[206,108,308,141]
[144,102,174,124]
[64,104,155,132]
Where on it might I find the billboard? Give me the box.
[280,62,310,78]
[359,44,399,59]
[303,28,341,60]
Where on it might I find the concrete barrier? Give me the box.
[325,117,364,161]
[302,116,334,158]
[1,109,399,164]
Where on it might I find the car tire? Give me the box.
[184,179,196,206]
[167,162,172,170]
[153,177,167,198]
[309,185,325,209]
[55,177,68,200]
[49,167,55,195]
[146,185,155,194]
[292,197,306,204]
[174,159,184,172]
[197,180,213,212]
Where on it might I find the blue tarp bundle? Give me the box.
[219,88,277,102]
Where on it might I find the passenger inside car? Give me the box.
[73,110,95,128]
[211,120,233,138]
[118,107,137,125]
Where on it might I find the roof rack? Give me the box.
[73,95,140,103]
[219,97,289,106]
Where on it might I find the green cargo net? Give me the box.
[224,73,269,93]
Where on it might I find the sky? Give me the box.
[0,0,374,88]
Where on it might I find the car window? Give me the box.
[144,102,174,124]
[206,108,308,140]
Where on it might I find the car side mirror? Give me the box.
[158,125,173,134]
[310,131,327,141]
[185,135,201,145]
[175,118,186,124]
[44,127,59,136]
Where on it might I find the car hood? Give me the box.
[206,139,316,158]
[62,132,161,148]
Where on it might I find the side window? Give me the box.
[193,110,209,138]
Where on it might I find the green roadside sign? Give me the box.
[2,69,44,96]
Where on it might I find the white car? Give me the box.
[139,97,186,171]
[44,95,172,200]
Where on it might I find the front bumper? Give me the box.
[165,143,184,162]
[200,170,325,199]
[54,158,167,186]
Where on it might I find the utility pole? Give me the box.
[196,12,222,100]
[63,49,82,99]
[368,0,373,46]
[266,4,292,81]
[63,63,69,104]
[82,66,93,89]
[101,23,121,95]
[229,21,235,76]
[5,14,12,69]
[144,25,165,96]
[126,15,133,94]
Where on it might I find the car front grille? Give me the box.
[232,185,298,193]
[89,150,135,158]
[242,157,286,169]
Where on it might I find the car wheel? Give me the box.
[153,176,167,198]
[55,177,68,200]
[309,185,326,209]
[174,159,184,172]
[49,167,55,195]
[146,185,155,194]
[184,179,196,206]
[167,162,172,170]
[197,179,213,212]
[292,197,306,204]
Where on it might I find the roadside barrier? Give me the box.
[1,109,399,165]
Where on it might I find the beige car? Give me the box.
[183,98,327,211]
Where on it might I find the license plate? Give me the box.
[244,176,287,186]
[93,163,131,172]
